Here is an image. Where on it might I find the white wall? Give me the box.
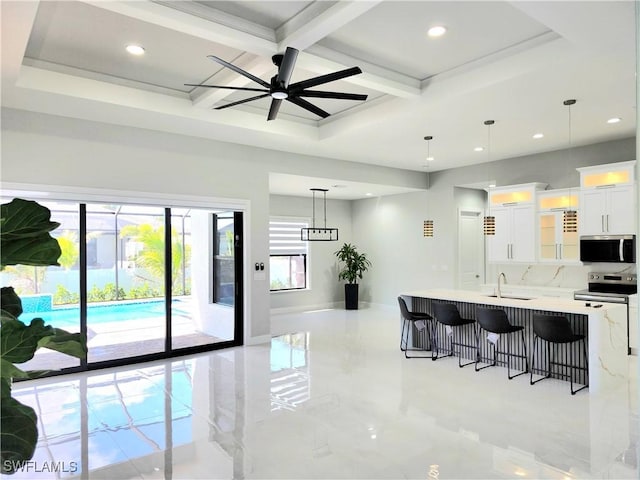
[351,137,636,306]
[269,195,353,312]
[1,108,426,341]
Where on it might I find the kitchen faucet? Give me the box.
[497,272,507,299]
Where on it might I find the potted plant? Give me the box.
[335,243,372,310]
[1,198,87,473]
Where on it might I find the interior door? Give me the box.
[458,210,484,290]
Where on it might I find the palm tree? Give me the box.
[56,230,79,270]
[120,223,188,294]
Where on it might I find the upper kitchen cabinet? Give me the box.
[487,183,547,263]
[537,189,580,263]
[577,161,636,235]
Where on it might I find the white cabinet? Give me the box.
[487,183,546,263]
[577,161,636,235]
[537,189,579,263]
[581,186,635,234]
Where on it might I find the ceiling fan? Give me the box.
[186,47,368,121]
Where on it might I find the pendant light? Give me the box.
[563,99,578,233]
[483,120,496,235]
[300,188,339,241]
[423,135,434,237]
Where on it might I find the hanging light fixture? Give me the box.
[300,188,339,241]
[483,120,496,235]
[562,99,578,233]
[424,135,435,237]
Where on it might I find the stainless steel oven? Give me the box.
[574,272,637,354]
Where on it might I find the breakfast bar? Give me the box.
[401,289,629,394]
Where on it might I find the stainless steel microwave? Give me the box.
[580,235,636,263]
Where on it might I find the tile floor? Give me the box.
[4,305,639,479]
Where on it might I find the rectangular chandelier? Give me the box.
[301,227,339,241]
[300,188,339,242]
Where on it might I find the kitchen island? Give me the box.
[401,289,629,394]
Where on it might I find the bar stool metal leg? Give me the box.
[570,339,589,395]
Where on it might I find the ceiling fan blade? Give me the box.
[207,55,270,89]
[277,47,299,88]
[289,67,363,90]
[294,90,368,101]
[214,94,270,110]
[185,84,268,93]
[286,97,330,119]
[267,99,283,121]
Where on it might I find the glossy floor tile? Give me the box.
[4,305,638,479]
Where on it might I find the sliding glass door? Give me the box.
[1,196,244,374]
[170,211,242,348]
[85,204,167,364]
[1,199,82,371]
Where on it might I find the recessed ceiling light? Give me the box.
[474,147,484,152]
[426,156,434,162]
[533,133,544,139]
[126,45,145,56]
[607,117,621,124]
[365,193,373,196]
[427,25,447,38]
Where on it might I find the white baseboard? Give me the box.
[244,334,271,345]
[270,302,340,315]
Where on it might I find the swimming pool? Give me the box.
[21,300,188,329]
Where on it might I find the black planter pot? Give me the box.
[344,283,359,310]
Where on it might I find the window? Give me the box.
[269,218,308,291]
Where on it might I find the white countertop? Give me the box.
[479,283,578,299]
[402,288,625,315]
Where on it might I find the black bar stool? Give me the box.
[398,296,433,358]
[530,313,588,395]
[475,307,529,379]
[431,302,476,367]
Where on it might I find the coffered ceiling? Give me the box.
[1,1,636,198]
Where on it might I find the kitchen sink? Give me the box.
[484,294,535,301]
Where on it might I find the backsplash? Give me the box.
[486,263,637,290]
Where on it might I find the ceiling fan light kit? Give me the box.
[186,47,368,121]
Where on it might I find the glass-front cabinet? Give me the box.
[537,189,580,263]
[577,160,636,235]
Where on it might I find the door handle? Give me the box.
[619,238,624,262]
[606,214,610,232]
[601,215,605,232]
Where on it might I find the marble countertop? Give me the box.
[479,283,578,298]
[402,288,626,315]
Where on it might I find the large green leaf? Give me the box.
[0,198,61,268]
[0,287,22,320]
[0,359,30,380]
[0,318,53,364]
[38,328,87,358]
[0,198,60,239]
[0,394,38,474]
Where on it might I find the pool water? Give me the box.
[20,300,188,329]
